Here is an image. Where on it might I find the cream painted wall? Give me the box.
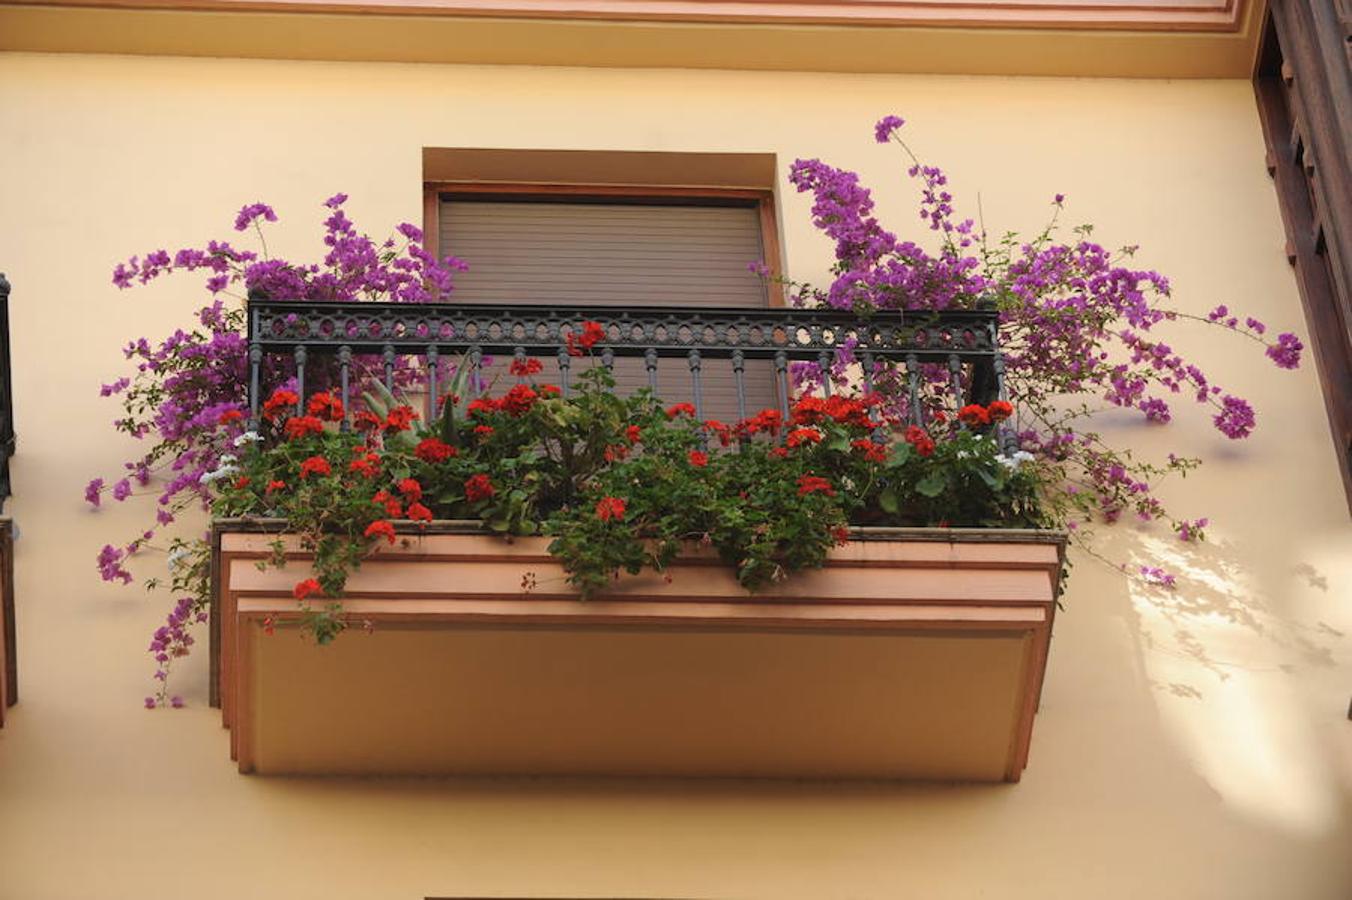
[0,51,1349,899]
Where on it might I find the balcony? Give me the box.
[211,298,1066,780]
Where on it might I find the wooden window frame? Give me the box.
[1252,0,1352,511]
[422,182,787,307]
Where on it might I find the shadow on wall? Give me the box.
[1082,523,1350,838]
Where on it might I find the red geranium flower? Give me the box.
[539,384,562,396]
[397,477,422,501]
[509,357,543,377]
[625,425,641,444]
[349,453,380,478]
[500,384,539,416]
[958,404,990,426]
[218,409,245,425]
[467,397,500,417]
[284,415,326,440]
[406,501,433,523]
[372,490,402,518]
[768,446,789,459]
[905,425,935,457]
[298,455,332,479]
[415,437,457,463]
[603,444,628,463]
[233,475,251,490]
[364,519,397,544]
[786,427,823,448]
[665,403,696,419]
[566,320,607,356]
[987,400,1014,422]
[797,474,836,497]
[293,578,321,601]
[740,408,782,436]
[465,473,495,502]
[703,420,732,447]
[353,410,383,432]
[851,439,887,463]
[261,388,299,421]
[474,425,494,439]
[265,479,287,494]
[384,405,418,432]
[306,391,344,422]
[688,450,708,467]
[595,496,627,522]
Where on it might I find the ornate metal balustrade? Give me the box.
[247,298,1010,429]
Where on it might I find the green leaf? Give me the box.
[879,486,899,514]
[977,467,1002,489]
[916,473,946,498]
[887,442,912,467]
[827,434,851,453]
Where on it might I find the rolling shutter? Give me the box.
[439,196,776,421]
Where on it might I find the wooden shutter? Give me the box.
[439,195,777,422]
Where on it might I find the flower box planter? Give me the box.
[211,519,1065,781]
[1,518,14,727]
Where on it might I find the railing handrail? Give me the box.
[0,273,13,510]
[245,297,1011,438]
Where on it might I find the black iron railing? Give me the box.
[247,298,1010,433]
[0,274,13,509]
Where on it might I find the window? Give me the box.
[423,162,784,421]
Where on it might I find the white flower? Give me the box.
[166,546,191,572]
[199,464,239,485]
[995,451,1036,470]
[218,453,238,464]
[232,431,261,447]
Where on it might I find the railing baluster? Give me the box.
[645,348,659,393]
[338,345,352,432]
[774,350,790,424]
[602,347,615,372]
[732,349,748,424]
[818,351,832,398]
[426,345,439,424]
[558,347,571,399]
[468,346,482,400]
[905,353,920,426]
[861,350,875,396]
[248,339,262,426]
[294,346,306,413]
[948,354,964,416]
[513,346,527,383]
[382,344,395,393]
[688,349,704,422]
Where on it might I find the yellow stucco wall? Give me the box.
[0,51,1349,899]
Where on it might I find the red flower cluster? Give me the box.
[261,388,299,421]
[385,405,418,432]
[415,437,456,463]
[797,474,836,497]
[397,478,422,502]
[688,450,708,468]
[284,415,325,440]
[364,520,397,544]
[306,391,344,422]
[233,475,251,490]
[218,409,244,425]
[465,473,495,502]
[737,408,783,437]
[293,578,321,601]
[851,439,888,463]
[406,502,433,523]
[595,496,627,522]
[500,384,539,416]
[786,427,823,448]
[703,420,732,447]
[904,425,935,457]
[509,357,544,377]
[372,489,403,517]
[792,394,878,428]
[566,320,607,357]
[988,400,1014,422]
[666,402,696,419]
[349,449,380,478]
[265,479,287,494]
[353,410,383,432]
[298,455,332,479]
[625,425,642,444]
[958,404,988,426]
[474,425,494,439]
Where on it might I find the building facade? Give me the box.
[0,1,1350,897]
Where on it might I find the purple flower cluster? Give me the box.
[779,114,1308,583]
[145,595,205,709]
[93,196,466,703]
